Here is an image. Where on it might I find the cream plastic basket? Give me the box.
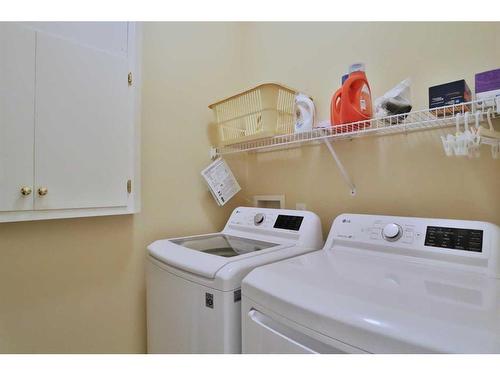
[209,83,298,146]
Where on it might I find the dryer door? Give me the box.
[242,300,368,354]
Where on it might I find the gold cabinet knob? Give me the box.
[20,186,32,196]
[38,187,48,196]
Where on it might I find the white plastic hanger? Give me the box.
[463,112,480,158]
[478,108,500,140]
[477,109,500,159]
[492,142,499,159]
[441,114,458,156]
[453,113,469,156]
[474,110,483,130]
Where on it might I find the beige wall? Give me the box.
[0,22,247,353]
[236,22,500,235]
[0,22,498,353]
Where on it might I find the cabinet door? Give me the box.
[34,31,130,210]
[0,24,36,211]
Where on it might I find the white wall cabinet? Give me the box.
[0,22,141,222]
[0,24,36,212]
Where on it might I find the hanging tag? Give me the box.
[201,158,241,206]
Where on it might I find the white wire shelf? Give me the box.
[213,97,500,156]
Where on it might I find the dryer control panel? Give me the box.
[424,226,483,252]
[326,213,500,278]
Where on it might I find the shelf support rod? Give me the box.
[324,139,356,196]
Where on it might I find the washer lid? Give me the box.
[148,233,279,279]
[242,248,500,353]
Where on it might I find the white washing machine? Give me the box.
[146,206,323,353]
[242,213,500,354]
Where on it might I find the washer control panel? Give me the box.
[228,208,305,232]
[224,207,323,249]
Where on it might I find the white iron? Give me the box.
[294,93,315,133]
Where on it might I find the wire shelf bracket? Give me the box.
[323,138,356,196]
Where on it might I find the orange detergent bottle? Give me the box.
[330,63,373,132]
[331,87,343,125]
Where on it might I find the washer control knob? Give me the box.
[254,213,265,225]
[382,223,402,241]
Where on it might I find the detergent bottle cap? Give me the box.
[348,63,365,74]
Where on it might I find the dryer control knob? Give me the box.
[254,213,265,225]
[382,223,402,241]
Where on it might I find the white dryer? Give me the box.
[242,213,500,353]
[146,206,323,353]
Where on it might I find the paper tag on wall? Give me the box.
[201,158,241,206]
